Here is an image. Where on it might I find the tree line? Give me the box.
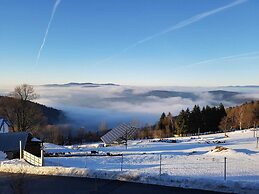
[219,101,259,132]
[138,104,227,138]
[139,101,259,139]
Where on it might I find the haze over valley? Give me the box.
[10,83,258,130]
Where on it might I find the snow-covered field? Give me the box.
[1,129,259,193]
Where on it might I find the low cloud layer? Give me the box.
[33,84,259,130]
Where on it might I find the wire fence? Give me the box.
[45,153,259,182]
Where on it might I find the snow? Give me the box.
[43,143,74,154]
[31,137,42,142]
[1,129,259,193]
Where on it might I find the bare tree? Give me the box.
[0,84,44,132]
[10,84,38,101]
[219,116,231,137]
[237,106,244,130]
[77,127,85,144]
[131,119,140,128]
[98,121,108,134]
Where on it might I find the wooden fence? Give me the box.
[23,150,44,166]
[20,140,44,166]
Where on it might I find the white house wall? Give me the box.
[0,123,9,133]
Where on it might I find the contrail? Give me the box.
[179,51,259,70]
[36,0,61,65]
[95,0,247,65]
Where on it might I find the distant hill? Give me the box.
[208,90,240,100]
[141,90,198,100]
[207,90,252,104]
[225,85,259,88]
[43,82,119,88]
[105,88,253,105]
[0,96,65,125]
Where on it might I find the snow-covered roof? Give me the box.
[31,137,42,142]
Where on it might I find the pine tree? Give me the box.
[190,105,202,134]
[158,112,166,130]
[175,110,190,136]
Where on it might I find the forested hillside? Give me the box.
[220,100,259,130]
[0,96,65,130]
[138,101,259,139]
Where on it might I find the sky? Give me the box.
[0,0,259,87]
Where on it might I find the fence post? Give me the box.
[19,140,23,160]
[256,137,259,148]
[224,157,227,181]
[121,154,123,172]
[159,154,162,176]
[85,156,87,168]
[41,149,44,166]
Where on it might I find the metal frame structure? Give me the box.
[101,123,138,145]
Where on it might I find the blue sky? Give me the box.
[0,0,259,87]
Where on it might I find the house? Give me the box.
[0,132,42,159]
[0,117,10,133]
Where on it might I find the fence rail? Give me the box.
[23,150,43,167]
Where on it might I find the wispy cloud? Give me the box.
[36,0,61,65]
[95,0,247,65]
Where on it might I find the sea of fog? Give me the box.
[35,84,259,130]
[1,84,259,130]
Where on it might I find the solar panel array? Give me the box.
[100,123,138,145]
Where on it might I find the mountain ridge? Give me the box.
[43,82,120,87]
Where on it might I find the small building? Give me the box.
[0,117,10,133]
[0,132,42,159]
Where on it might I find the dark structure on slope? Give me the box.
[0,132,42,159]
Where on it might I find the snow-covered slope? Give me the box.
[45,129,259,182]
[1,129,259,193]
